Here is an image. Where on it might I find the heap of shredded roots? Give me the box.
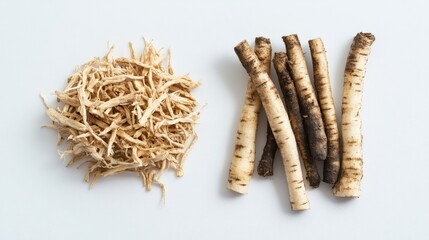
[43,40,201,197]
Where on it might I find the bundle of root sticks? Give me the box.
[228,33,375,210]
[43,40,201,197]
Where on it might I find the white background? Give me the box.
[1,0,428,239]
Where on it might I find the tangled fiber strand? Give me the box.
[42,40,201,198]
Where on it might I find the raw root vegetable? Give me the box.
[42,40,201,198]
[283,34,327,162]
[257,124,277,177]
[309,38,340,184]
[235,40,309,210]
[333,32,375,197]
[228,37,272,193]
[255,37,278,177]
[273,52,320,188]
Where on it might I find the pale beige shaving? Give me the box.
[43,40,201,199]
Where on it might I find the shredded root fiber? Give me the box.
[43,40,201,198]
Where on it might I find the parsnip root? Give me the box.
[309,38,340,184]
[227,37,271,193]
[333,32,375,197]
[273,52,320,188]
[235,40,309,210]
[283,34,327,162]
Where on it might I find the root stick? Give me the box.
[273,52,320,188]
[257,124,277,177]
[235,40,309,210]
[309,38,340,184]
[228,37,272,193]
[333,32,375,197]
[283,34,327,162]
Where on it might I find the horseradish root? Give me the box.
[273,52,320,188]
[235,40,309,210]
[43,40,201,197]
[333,32,375,197]
[309,38,340,184]
[254,37,278,177]
[283,34,327,162]
[257,125,277,177]
[228,37,272,193]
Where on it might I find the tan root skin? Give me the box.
[234,40,309,210]
[228,37,271,194]
[333,33,375,197]
[309,38,340,184]
[43,40,201,198]
[283,34,327,162]
[273,52,320,188]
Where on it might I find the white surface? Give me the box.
[1,0,428,239]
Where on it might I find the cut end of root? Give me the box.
[332,192,360,198]
[358,32,375,41]
[273,52,287,71]
[323,176,338,185]
[255,36,271,45]
[257,161,274,177]
[291,202,310,211]
[308,37,322,44]
[323,163,340,184]
[282,34,301,48]
[308,176,321,188]
[227,183,249,194]
[234,40,260,76]
[234,40,250,55]
[333,185,361,198]
[273,51,287,60]
[353,32,376,49]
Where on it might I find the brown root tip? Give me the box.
[323,162,340,184]
[308,37,322,44]
[257,161,274,177]
[353,32,376,48]
[308,174,321,188]
[273,52,287,62]
[357,32,375,42]
[272,52,287,72]
[234,40,260,75]
[282,34,301,47]
[323,176,337,184]
[255,36,271,45]
[234,40,250,55]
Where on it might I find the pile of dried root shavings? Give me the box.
[42,41,202,198]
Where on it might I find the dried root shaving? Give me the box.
[43,40,201,198]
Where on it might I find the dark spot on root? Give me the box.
[235,144,245,150]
